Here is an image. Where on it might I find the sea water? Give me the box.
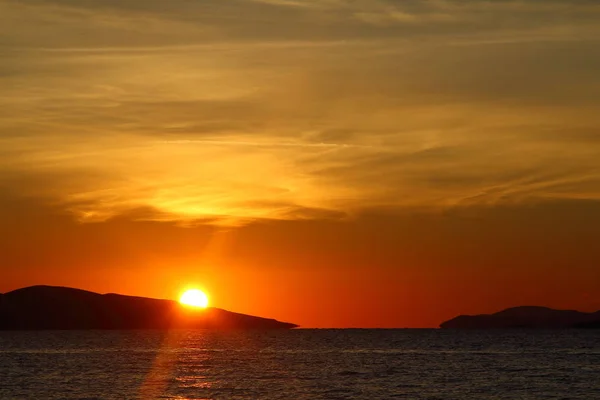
[1,329,599,399]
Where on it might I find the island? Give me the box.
[0,286,298,330]
[440,306,600,329]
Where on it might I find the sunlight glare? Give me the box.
[179,289,209,308]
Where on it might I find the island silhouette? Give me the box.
[0,286,298,330]
[440,306,600,329]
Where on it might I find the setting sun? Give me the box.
[179,289,209,308]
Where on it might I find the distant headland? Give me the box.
[0,286,298,330]
[440,306,600,329]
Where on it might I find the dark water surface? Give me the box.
[1,329,599,399]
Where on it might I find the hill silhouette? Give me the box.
[440,306,600,329]
[0,286,298,330]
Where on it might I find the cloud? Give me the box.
[1,0,600,225]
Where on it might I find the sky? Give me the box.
[1,0,600,327]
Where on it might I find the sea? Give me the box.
[1,329,599,399]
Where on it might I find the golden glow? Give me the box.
[179,289,209,308]
[2,0,599,227]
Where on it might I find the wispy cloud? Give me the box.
[1,0,600,225]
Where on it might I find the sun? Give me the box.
[179,289,209,308]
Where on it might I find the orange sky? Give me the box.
[1,0,600,327]
[2,197,600,327]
